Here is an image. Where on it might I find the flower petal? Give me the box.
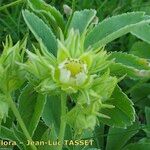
[76,72,87,85]
[59,68,71,83]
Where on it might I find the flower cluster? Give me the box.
[22,29,117,132]
[0,36,26,122]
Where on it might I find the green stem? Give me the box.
[6,94,37,150]
[58,93,67,150]
[0,0,24,11]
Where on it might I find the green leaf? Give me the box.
[0,126,23,149]
[12,125,27,150]
[100,86,135,128]
[123,143,150,150]
[85,12,149,49]
[38,126,57,150]
[109,63,150,79]
[86,148,100,150]
[109,52,150,70]
[109,52,150,78]
[130,41,150,59]
[22,10,57,56]
[92,71,118,101]
[145,107,150,137]
[130,83,150,108]
[19,84,46,136]
[42,95,61,134]
[106,122,139,150]
[33,120,48,141]
[28,94,46,136]
[131,24,150,44]
[0,126,17,141]
[69,9,96,34]
[94,125,105,149]
[28,0,65,30]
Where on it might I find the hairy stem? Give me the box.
[6,94,37,150]
[58,93,67,150]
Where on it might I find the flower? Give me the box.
[22,29,117,132]
[0,36,26,93]
[0,36,26,123]
[24,29,112,93]
[58,58,87,86]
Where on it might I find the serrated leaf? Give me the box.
[69,9,96,34]
[109,63,150,79]
[19,84,46,136]
[109,52,150,70]
[42,95,61,135]
[130,41,150,59]
[106,122,139,150]
[28,0,65,30]
[85,12,149,49]
[100,86,135,128]
[22,10,57,56]
[131,24,150,44]
[109,52,150,78]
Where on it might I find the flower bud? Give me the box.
[63,4,72,16]
[0,36,26,93]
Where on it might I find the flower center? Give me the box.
[58,58,87,86]
[65,59,83,77]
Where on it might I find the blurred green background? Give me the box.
[1,0,150,45]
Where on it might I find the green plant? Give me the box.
[0,0,150,150]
